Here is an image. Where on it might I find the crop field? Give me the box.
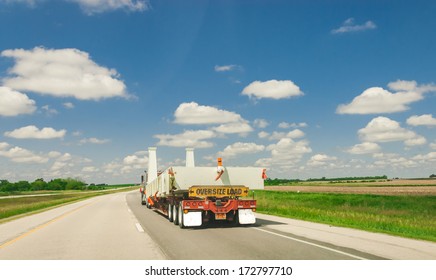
[255,180,436,242]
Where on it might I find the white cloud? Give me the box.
[278,122,307,129]
[68,0,149,15]
[217,142,265,159]
[430,141,436,150]
[63,102,75,109]
[407,114,436,127]
[337,80,436,114]
[412,152,436,162]
[214,64,239,72]
[404,136,427,147]
[256,138,312,168]
[331,18,377,34]
[268,129,305,141]
[0,142,48,163]
[1,47,128,100]
[174,102,244,125]
[80,137,110,144]
[258,131,269,139]
[0,86,36,116]
[358,116,425,146]
[242,80,304,100]
[212,121,253,136]
[253,119,269,129]
[347,142,381,154]
[82,166,99,173]
[154,130,216,149]
[41,105,58,116]
[0,0,39,6]
[4,125,66,139]
[307,154,337,167]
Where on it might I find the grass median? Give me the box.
[254,190,436,242]
[0,187,137,223]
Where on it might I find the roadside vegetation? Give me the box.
[255,190,436,242]
[0,178,137,222]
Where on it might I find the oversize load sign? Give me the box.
[189,186,249,198]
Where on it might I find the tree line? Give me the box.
[0,178,106,192]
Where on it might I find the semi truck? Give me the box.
[140,147,265,228]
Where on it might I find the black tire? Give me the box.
[178,203,184,228]
[141,194,146,205]
[168,203,173,222]
[173,204,179,225]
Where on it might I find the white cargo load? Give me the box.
[146,166,264,198]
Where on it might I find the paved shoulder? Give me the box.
[255,213,436,260]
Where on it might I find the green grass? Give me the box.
[254,190,436,242]
[0,186,137,222]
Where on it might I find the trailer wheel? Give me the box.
[173,204,179,225]
[178,203,184,229]
[168,203,173,222]
[141,194,146,205]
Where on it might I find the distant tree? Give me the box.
[15,181,31,192]
[0,179,14,192]
[31,178,48,191]
[430,174,436,178]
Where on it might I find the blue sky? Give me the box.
[0,0,435,184]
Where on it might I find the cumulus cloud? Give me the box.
[1,0,150,14]
[0,142,48,163]
[331,18,376,34]
[256,138,312,168]
[174,102,244,125]
[307,154,337,167]
[337,80,436,114]
[347,142,381,155]
[63,102,75,109]
[278,122,307,129]
[1,47,128,100]
[217,142,265,159]
[173,102,253,136]
[4,125,66,139]
[213,121,253,136]
[70,0,149,15]
[253,119,269,129]
[79,137,110,144]
[0,86,36,116]
[214,64,240,72]
[242,80,304,100]
[407,114,436,127]
[267,129,305,141]
[154,130,216,149]
[358,116,426,146]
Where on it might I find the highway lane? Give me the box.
[0,191,165,259]
[126,192,382,260]
[2,191,434,260]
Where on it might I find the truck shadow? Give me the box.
[187,218,285,230]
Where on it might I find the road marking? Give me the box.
[135,223,144,233]
[254,227,368,260]
[0,201,94,250]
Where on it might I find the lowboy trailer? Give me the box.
[140,147,266,228]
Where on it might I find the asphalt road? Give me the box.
[0,191,165,259]
[1,190,435,260]
[126,192,380,260]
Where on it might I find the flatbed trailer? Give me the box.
[140,147,265,228]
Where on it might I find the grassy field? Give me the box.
[254,190,436,242]
[0,186,137,223]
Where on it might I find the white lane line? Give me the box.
[254,227,368,260]
[135,223,144,233]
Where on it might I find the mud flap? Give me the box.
[238,209,256,225]
[182,211,202,227]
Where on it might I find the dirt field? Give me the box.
[265,180,436,196]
